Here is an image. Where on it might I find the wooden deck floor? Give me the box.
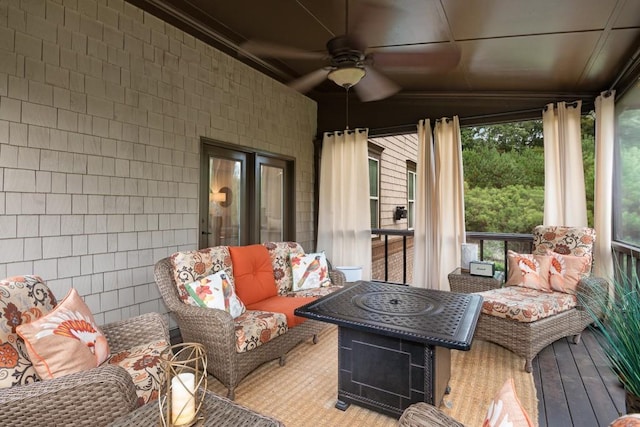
[533,327,626,427]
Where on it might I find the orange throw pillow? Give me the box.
[483,378,534,427]
[505,250,552,292]
[16,288,110,380]
[229,245,278,306]
[547,250,591,294]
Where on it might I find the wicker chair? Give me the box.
[398,402,464,427]
[154,255,345,400]
[468,226,609,372]
[0,311,170,427]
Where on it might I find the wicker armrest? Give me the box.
[0,364,138,427]
[103,311,170,354]
[398,402,465,427]
[171,304,237,349]
[329,269,346,287]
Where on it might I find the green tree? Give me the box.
[462,116,595,233]
[462,120,543,152]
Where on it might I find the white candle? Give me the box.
[171,372,196,425]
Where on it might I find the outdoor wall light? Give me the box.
[394,206,407,221]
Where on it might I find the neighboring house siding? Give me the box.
[369,133,418,284]
[0,0,317,326]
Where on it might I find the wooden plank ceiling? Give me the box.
[130,0,640,134]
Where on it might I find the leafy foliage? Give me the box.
[462,116,595,233]
[465,184,543,233]
[580,273,640,397]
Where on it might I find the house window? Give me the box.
[369,156,380,229]
[368,142,383,231]
[407,161,416,229]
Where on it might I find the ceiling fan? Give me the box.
[240,1,461,102]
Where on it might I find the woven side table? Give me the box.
[448,268,504,293]
[108,388,284,427]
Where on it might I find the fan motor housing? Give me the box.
[327,36,365,68]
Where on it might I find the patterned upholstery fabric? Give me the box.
[0,275,57,388]
[479,287,577,323]
[531,225,595,263]
[233,310,287,353]
[284,286,343,298]
[108,339,169,406]
[170,247,233,305]
[263,242,305,294]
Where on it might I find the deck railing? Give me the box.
[612,241,640,286]
[371,229,640,286]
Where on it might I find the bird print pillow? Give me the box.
[16,288,110,380]
[290,252,331,291]
[184,271,246,318]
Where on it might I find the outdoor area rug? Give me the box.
[208,325,538,426]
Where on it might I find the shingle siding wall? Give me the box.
[370,133,418,284]
[0,0,317,326]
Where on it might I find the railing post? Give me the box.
[384,235,389,282]
[403,235,407,284]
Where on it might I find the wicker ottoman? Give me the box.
[108,388,285,427]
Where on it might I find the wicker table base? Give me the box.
[107,388,284,427]
[448,268,504,293]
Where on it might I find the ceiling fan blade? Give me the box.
[370,45,461,71]
[240,40,325,60]
[349,2,396,51]
[288,68,330,93]
[354,65,400,102]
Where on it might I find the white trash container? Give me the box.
[335,266,362,282]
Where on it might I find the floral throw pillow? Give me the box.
[505,250,552,292]
[483,378,534,427]
[547,250,591,294]
[184,271,246,318]
[290,252,331,291]
[16,288,110,380]
[0,275,57,388]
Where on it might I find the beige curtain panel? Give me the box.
[542,101,588,226]
[316,129,372,280]
[413,117,466,290]
[413,119,439,289]
[594,91,615,281]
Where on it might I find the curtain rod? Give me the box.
[542,100,580,112]
[323,128,368,137]
[367,97,602,137]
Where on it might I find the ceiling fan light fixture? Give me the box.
[328,66,366,89]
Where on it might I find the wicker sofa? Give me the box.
[454,226,609,372]
[0,276,170,427]
[154,241,345,400]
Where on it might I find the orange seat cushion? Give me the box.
[247,296,316,327]
[229,245,278,306]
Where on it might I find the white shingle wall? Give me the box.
[0,0,317,326]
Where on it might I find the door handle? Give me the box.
[201,231,212,235]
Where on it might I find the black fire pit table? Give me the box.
[294,280,483,419]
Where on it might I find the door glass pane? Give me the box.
[260,165,284,242]
[208,157,241,246]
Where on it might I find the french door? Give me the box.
[199,141,294,249]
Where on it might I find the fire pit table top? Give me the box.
[295,281,483,350]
